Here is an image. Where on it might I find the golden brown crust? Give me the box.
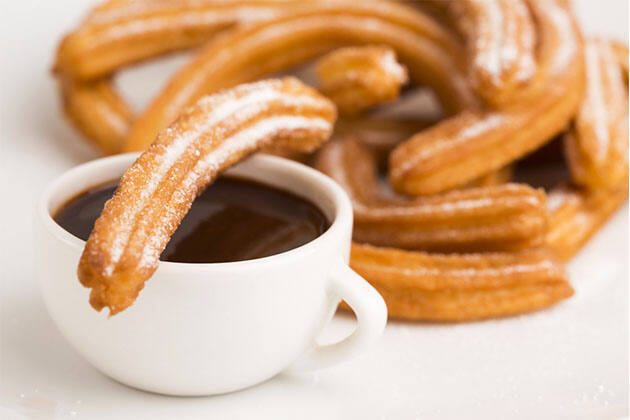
[316,136,548,252]
[464,165,513,188]
[315,45,408,115]
[59,77,133,155]
[78,78,336,314]
[54,0,298,80]
[123,1,473,152]
[350,243,573,321]
[427,0,537,107]
[53,0,303,153]
[50,0,628,323]
[564,38,629,190]
[388,0,585,195]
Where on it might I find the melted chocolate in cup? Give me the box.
[54,177,330,263]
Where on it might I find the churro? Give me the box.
[50,0,629,322]
[315,45,408,115]
[60,78,133,155]
[124,1,474,152]
[564,38,629,190]
[316,137,547,252]
[54,0,304,152]
[350,243,573,321]
[425,0,537,106]
[54,0,296,80]
[388,0,585,195]
[79,78,336,314]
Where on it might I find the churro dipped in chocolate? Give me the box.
[79,78,336,314]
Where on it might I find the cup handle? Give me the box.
[288,258,387,371]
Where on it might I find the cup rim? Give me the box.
[37,152,353,273]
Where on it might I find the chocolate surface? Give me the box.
[54,177,329,263]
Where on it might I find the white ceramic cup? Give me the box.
[36,153,387,396]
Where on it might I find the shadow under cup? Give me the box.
[36,153,386,396]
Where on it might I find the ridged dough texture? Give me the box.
[78,78,336,314]
[52,0,627,320]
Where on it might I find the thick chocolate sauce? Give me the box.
[54,177,329,263]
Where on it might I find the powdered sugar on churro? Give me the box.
[106,84,327,268]
[79,78,336,314]
[378,49,407,83]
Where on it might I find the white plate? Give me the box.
[0,0,627,418]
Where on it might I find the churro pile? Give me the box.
[54,0,628,320]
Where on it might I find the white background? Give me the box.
[1,1,628,419]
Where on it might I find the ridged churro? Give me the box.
[316,136,547,252]
[59,78,133,155]
[51,0,628,322]
[564,38,629,190]
[350,243,573,321]
[424,0,537,106]
[54,0,297,80]
[78,78,336,314]
[124,1,474,152]
[315,45,408,115]
[388,0,585,195]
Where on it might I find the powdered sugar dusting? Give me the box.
[547,189,579,212]
[105,80,331,270]
[137,115,331,268]
[473,0,504,82]
[508,0,536,82]
[378,50,407,83]
[544,0,578,75]
[99,7,280,42]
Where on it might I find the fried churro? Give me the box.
[124,1,474,152]
[564,38,629,190]
[60,78,133,155]
[79,78,336,314]
[350,243,572,321]
[388,0,585,195]
[426,0,537,107]
[51,0,628,322]
[315,45,408,115]
[54,0,297,80]
[316,136,547,252]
